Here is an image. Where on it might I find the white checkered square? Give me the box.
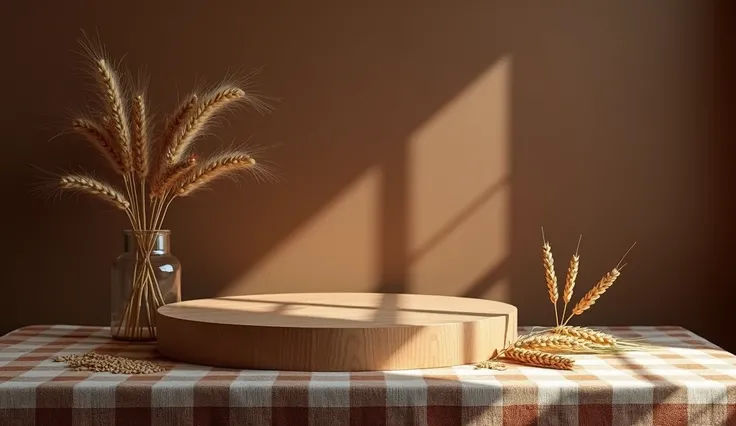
[229,371,278,407]
[18,368,68,380]
[536,381,579,406]
[460,378,503,407]
[152,381,194,408]
[611,381,654,405]
[151,369,209,408]
[308,372,350,407]
[0,351,23,366]
[687,381,728,405]
[73,377,127,408]
[0,381,36,408]
[385,370,427,407]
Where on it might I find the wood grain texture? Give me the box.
[156,292,517,371]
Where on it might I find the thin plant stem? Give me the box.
[129,251,142,337]
[560,307,567,327]
[115,206,139,338]
[131,243,148,337]
[143,277,155,338]
[560,235,582,323]
[140,181,147,230]
[123,175,140,231]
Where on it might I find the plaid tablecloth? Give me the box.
[0,325,734,426]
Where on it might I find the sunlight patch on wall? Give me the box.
[410,184,510,300]
[408,56,512,299]
[223,167,381,295]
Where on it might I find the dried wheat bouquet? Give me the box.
[42,34,278,341]
[51,35,276,232]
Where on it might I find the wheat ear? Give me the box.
[563,268,620,324]
[162,94,198,146]
[514,333,600,352]
[152,94,198,180]
[553,326,617,346]
[542,241,559,325]
[561,235,582,321]
[165,87,245,165]
[59,175,130,210]
[174,152,256,197]
[131,94,149,178]
[503,347,574,370]
[152,154,198,197]
[95,59,131,171]
[563,235,582,300]
[71,118,124,174]
[562,255,578,301]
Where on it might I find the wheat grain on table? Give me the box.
[0,325,734,425]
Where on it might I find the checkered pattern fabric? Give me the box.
[1,325,734,425]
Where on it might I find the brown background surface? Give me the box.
[2,2,732,350]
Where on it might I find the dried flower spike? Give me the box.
[563,254,579,304]
[561,235,582,321]
[553,326,617,346]
[174,152,256,196]
[59,175,130,210]
[71,118,125,174]
[570,268,620,317]
[95,59,131,172]
[165,87,245,165]
[513,332,598,352]
[503,347,574,370]
[131,94,149,179]
[542,237,559,325]
[152,94,199,181]
[152,154,198,197]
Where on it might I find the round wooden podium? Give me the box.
[156,293,517,371]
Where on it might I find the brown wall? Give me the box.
[2,2,731,350]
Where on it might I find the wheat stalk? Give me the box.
[152,154,198,197]
[71,118,125,173]
[563,254,579,300]
[560,237,581,321]
[503,347,574,370]
[553,326,617,346]
[95,59,131,172]
[131,94,149,179]
[162,94,198,147]
[59,175,130,210]
[563,236,582,306]
[542,240,559,325]
[514,332,599,352]
[567,268,620,319]
[173,152,256,196]
[165,87,245,165]
[152,94,198,181]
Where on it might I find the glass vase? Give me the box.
[110,230,181,341]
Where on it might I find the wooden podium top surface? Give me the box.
[157,292,516,329]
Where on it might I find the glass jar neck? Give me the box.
[123,230,171,254]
